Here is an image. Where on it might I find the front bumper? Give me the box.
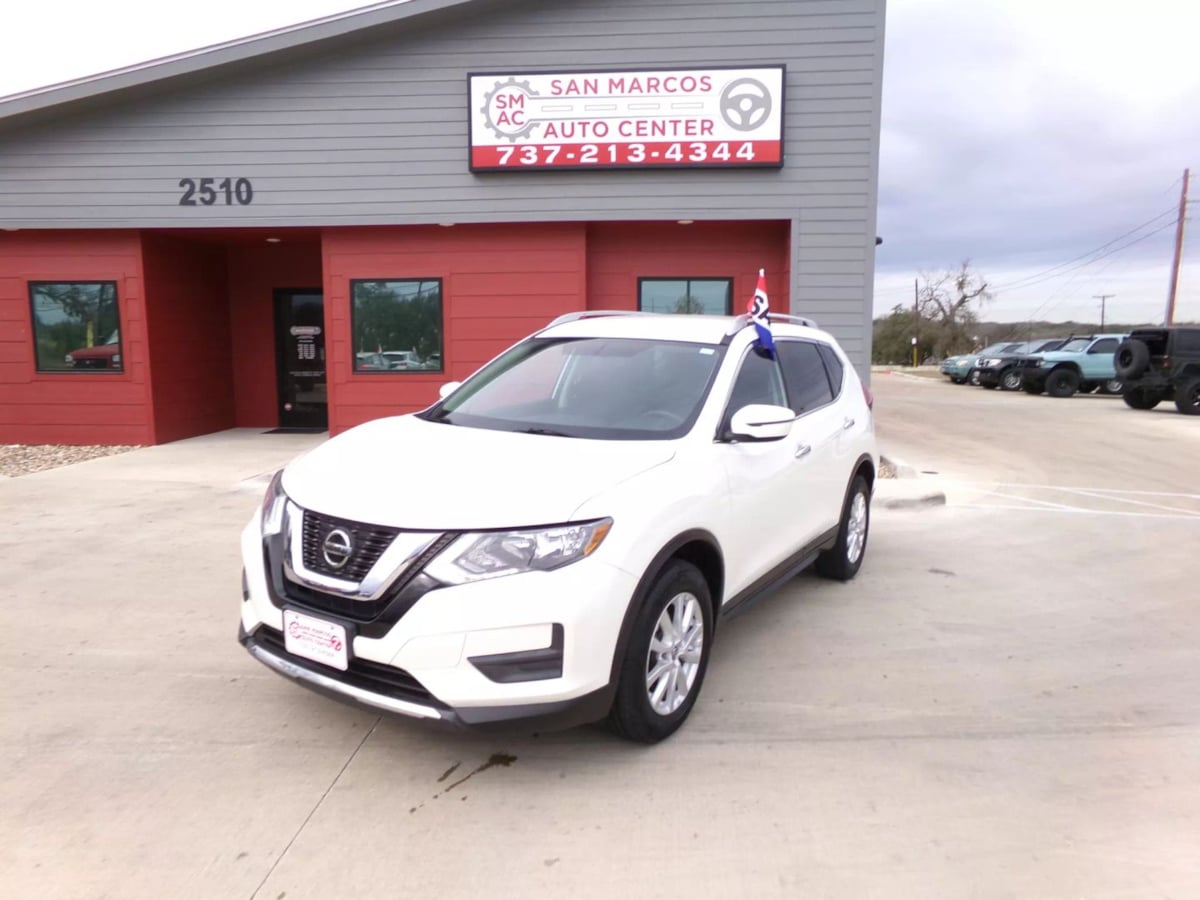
[239,513,637,731]
[238,623,612,731]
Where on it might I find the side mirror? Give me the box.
[728,404,796,442]
[438,381,462,400]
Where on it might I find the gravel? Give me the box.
[0,444,141,478]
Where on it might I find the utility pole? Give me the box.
[1165,168,1190,325]
[1093,294,1114,329]
[913,277,919,367]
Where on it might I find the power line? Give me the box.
[993,206,1178,293]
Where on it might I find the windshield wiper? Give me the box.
[515,427,571,437]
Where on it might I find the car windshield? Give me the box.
[422,337,725,440]
[978,343,1012,355]
[1058,338,1090,352]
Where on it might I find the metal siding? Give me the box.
[0,0,885,369]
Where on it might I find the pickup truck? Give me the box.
[1017,334,1127,398]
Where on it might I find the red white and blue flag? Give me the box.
[746,268,776,357]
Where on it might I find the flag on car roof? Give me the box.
[747,269,776,357]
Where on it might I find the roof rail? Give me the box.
[543,310,665,329]
[724,312,819,335]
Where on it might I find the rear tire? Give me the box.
[607,560,713,744]
[1175,376,1200,415]
[1078,382,1098,394]
[1045,368,1080,398]
[1123,388,1161,410]
[816,475,871,582]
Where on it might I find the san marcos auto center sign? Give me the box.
[468,65,785,171]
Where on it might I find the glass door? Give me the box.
[273,289,328,430]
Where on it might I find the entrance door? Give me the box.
[273,289,328,430]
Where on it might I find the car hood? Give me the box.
[281,415,676,530]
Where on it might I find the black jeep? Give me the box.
[1115,326,1200,415]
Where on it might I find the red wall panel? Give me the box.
[141,234,235,443]
[226,243,323,428]
[322,224,587,434]
[0,231,153,445]
[586,220,791,315]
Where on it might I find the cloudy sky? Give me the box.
[4,0,1198,324]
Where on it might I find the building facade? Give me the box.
[0,0,886,445]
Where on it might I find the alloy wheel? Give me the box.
[645,592,704,716]
[847,491,868,564]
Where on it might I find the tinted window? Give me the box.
[817,343,845,395]
[29,281,123,373]
[724,349,787,422]
[1089,338,1119,354]
[777,341,834,412]
[1173,330,1200,354]
[351,279,443,373]
[639,278,732,315]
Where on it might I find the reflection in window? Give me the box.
[639,278,732,315]
[29,281,123,373]
[351,279,444,373]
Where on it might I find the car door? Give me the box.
[1083,337,1120,380]
[717,346,816,596]
[775,339,845,535]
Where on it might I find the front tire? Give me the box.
[816,474,871,582]
[608,560,713,744]
[1045,368,1080,398]
[1101,379,1124,395]
[969,370,982,386]
[1001,369,1022,391]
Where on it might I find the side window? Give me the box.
[777,341,835,413]
[816,343,844,396]
[724,349,787,425]
[1089,338,1118,354]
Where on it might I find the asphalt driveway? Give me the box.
[1,394,1197,899]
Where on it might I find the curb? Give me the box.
[875,452,947,510]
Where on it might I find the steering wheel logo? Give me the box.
[719,78,772,132]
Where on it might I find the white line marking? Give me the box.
[941,481,1200,499]
[1047,486,1200,515]
[976,490,1082,511]
[955,504,1200,520]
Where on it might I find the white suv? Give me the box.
[240,310,877,742]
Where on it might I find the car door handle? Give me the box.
[842,417,855,430]
[795,443,812,459]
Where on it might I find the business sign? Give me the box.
[468,65,785,172]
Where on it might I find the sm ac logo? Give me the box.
[480,77,539,141]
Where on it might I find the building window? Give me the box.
[350,279,444,373]
[639,278,732,316]
[29,281,123,373]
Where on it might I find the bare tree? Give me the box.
[915,261,992,355]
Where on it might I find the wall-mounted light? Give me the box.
[265,237,282,243]
[677,219,694,225]
[438,222,455,228]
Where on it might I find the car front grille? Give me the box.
[254,625,447,710]
[302,510,399,582]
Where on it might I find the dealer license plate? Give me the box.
[283,609,349,671]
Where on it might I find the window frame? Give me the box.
[348,277,445,375]
[28,280,124,375]
[637,277,734,316]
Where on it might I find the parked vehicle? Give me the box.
[65,329,121,369]
[974,338,1068,390]
[355,352,393,371]
[1115,326,1200,415]
[1017,334,1127,397]
[941,342,1025,384]
[239,310,877,742]
[381,350,421,370]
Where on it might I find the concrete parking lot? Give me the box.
[2,380,1197,899]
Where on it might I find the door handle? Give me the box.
[842,417,855,430]
[795,443,812,459]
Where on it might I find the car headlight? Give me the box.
[424,518,613,584]
[260,470,287,536]
[1031,359,1043,368]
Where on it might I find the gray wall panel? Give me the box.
[0,0,886,368]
